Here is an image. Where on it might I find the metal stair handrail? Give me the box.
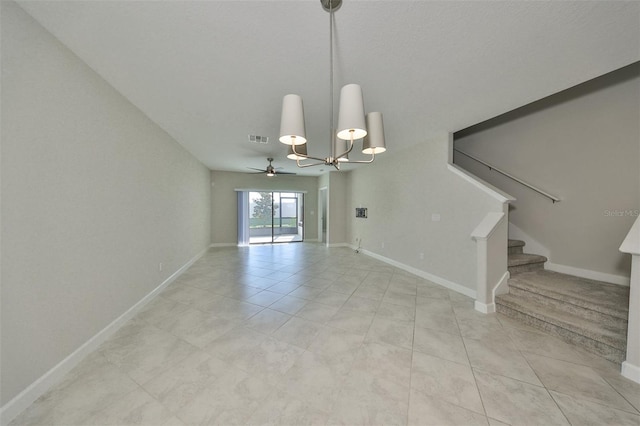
[454,148,561,203]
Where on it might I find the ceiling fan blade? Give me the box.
[247,167,267,172]
[276,171,297,175]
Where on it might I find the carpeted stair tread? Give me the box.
[508,270,629,319]
[508,253,547,267]
[508,239,525,248]
[496,293,627,351]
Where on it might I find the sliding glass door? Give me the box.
[249,191,304,244]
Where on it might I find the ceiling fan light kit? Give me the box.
[278,0,386,170]
[248,158,296,177]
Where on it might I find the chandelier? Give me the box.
[278,0,386,170]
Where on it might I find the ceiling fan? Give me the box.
[247,157,296,177]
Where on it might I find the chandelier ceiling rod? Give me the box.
[279,0,386,170]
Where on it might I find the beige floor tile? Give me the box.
[100,325,197,386]
[243,308,292,334]
[328,307,376,335]
[328,369,409,426]
[155,306,238,348]
[307,326,364,374]
[474,369,568,426]
[505,326,588,365]
[142,351,230,414]
[377,301,416,322]
[265,281,301,295]
[524,353,636,412]
[415,306,461,336]
[83,387,172,425]
[383,290,417,308]
[296,301,340,323]
[273,316,326,349]
[221,285,263,300]
[597,367,640,412]
[245,289,285,307]
[550,390,640,425]
[411,351,484,415]
[11,245,637,426]
[414,326,469,365]
[199,296,264,320]
[463,336,542,386]
[160,284,223,310]
[231,336,305,385]
[313,289,351,307]
[342,295,380,313]
[351,341,412,389]
[136,296,190,327]
[353,284,387,301]
[205,326,266,363]
[246,390,329,425]
[289,285,324,300]
[280,351,346,412]
[9,353,139,426]
[174,366,272,425]
[416,284,451,299]
[366,317,414,349]
[269,294,309,315]
[408,389,489,426]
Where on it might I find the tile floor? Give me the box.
[10,244,640,425]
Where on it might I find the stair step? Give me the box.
[508,239,526,248]
[508,253,547,273]
[509,271,629,320]
[496,294,627,363]
[507,284,627,328]
[508,239,525,255]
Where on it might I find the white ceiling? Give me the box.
[17,1,640,176]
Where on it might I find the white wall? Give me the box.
[1,1,211,407]
[455,64,640,281]
[345,132,506,292]
[210,170,319,245]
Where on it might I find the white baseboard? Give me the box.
[474,301,496,314]
[621,361,640,384]
[475,271,509,314]
[546,262,630,286]
[0,246,209,426]
[351,245,476,299]
[327,243,349,248]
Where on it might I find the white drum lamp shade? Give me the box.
[287,143,308,160]
[362,112,386,154]
[279,94,307,145]
[336,84,367,140]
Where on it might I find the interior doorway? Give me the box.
[249,191,304,244]
[319,187,327,244]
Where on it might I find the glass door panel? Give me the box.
[249,191,304,244]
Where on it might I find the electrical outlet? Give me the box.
[419,253,424,260]
[431,213,441,222]
[381,242,385,249]
[158,262,163,272]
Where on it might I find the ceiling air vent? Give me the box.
[248,135,269,144]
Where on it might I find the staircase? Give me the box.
[497,240,629,363]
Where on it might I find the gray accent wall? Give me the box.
[455,63,640,280]
[1,2,211,405]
